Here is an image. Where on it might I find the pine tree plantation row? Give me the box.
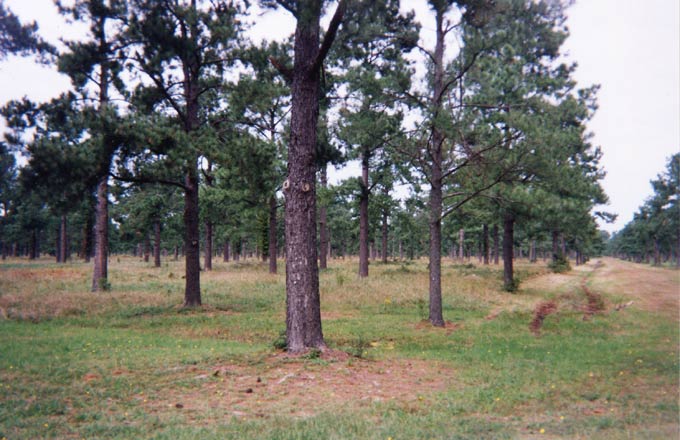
[0,0,630,353]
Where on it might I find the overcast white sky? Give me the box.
[1,0,678,234]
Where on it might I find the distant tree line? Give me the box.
[607,154,679,266]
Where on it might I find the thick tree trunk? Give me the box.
[154,221,161,268]
[560,233,566,259]
[319,166,328,270]
[458,228,465,261]
[183,169,201,306]
[223,240,230,262]
[281,0,345,353]
[482,223,489,265]
[358,150,369,277]
[529,239,537,263]
[269,195,278,274]
[503,212,515,291]
[204,221,212,271]
[493,224,499,264]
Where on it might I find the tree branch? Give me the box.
[110,171,187,191]
[310,0,347,74]
[269,56,293,84]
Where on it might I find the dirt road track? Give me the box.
[586,257,679,320]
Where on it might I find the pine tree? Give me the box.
[125,0,245,306]
[267,0,347,353]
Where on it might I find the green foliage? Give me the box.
[548,254,572,273]
[608,154,679,265]
[272,329,287,350]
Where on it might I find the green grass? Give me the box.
[0,256,677,439]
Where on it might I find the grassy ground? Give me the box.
[0,255,677,439]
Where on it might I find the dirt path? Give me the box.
[588,257,679,320]
[524,257,679,320]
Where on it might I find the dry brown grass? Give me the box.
[589,257,680,319]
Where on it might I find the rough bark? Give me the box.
[280,0,345,353]
[427,5,446,327]
[269,195,278,274]
[183,169,201,306]
[503,212,515,291]
[319,166,328,270]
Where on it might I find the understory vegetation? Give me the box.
[1,256,677,439]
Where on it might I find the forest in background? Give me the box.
[0,0,677,347]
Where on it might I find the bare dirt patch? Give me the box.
[142,355,455,419]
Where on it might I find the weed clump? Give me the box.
[348,335,371,359]
[548,255,571,273]
[530,300,558,335]
[272,330,287,350]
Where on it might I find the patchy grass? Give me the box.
[0,256,677,439]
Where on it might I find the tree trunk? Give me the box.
[482,223,489,265]
[319,166,328,270]
[530,239,537,263]
[269,194,278,274]
[81,214,92,263]
[204,221,212,271]
[493,224,499,264]
[381,191,389,263]
[183,169,201,306]
[358,149,369,277]
[59,214,68,264]
[29,230,37,260]
[503,212,515,291]
[154,220,161,268]
[281,0,345,353]
[458,228,465,262]
[223,240,230,262]
[552,230,559,262]
[143,234,150,263]
[653,238,661,266]
[427,5,446,327]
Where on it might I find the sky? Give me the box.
[0,0,678,234]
